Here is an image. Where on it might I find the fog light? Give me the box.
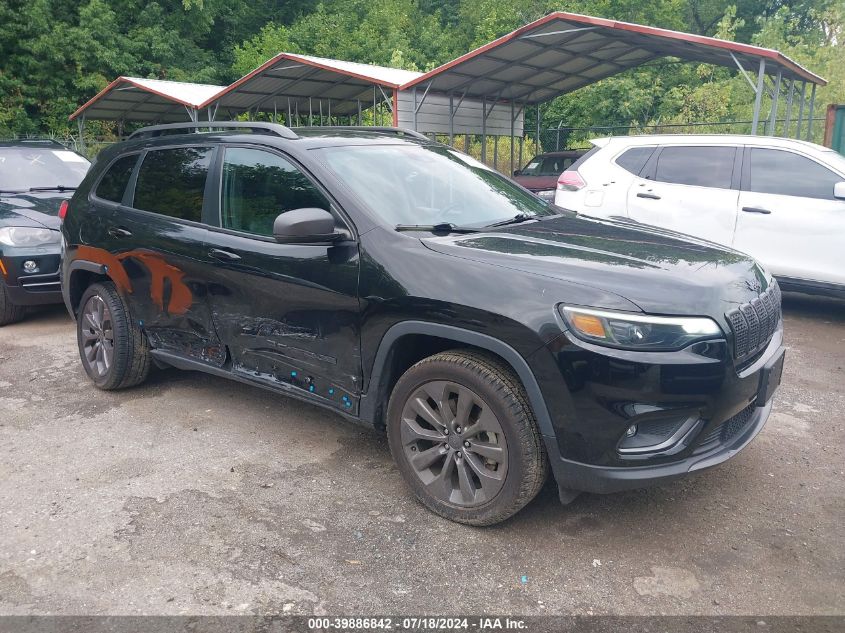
[23,260,39,274]
[625,424,638,438]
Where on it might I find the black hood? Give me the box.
[421,214,770,319]
[0,192,68,230]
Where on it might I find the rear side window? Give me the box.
[221,147,330,236]
[615,147,655,175]
[95,154,138,203]
[133,147,212,222]
[746,148,841,200]
[654,146,735,189]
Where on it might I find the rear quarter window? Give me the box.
[95,154,139,203]
[614,146,656,175]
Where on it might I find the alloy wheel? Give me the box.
[80,295,114,378]
[399,380,508,507]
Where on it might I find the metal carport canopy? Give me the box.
[400,11,827,105]
[69,77,225,123]
[201,53,423,118]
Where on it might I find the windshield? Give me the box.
[0,147,90,191]
[519,155,576,177]
[317,144,556,227]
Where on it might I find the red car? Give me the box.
[513,150,584,201]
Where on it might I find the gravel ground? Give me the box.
[0,294,843,616]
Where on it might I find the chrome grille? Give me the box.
[726,280,781,363]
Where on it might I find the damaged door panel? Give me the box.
[204,146,362,412]
[110,145,225,366]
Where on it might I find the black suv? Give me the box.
[61,123,785,525]
[1,139,90,325]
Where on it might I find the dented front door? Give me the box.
[203,146,362,413]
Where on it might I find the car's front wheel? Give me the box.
[387,350,548,525]
[77,282,151,390]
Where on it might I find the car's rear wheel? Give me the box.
[387,350,548,526]
[0,278,26,327]
[77,282,151,390]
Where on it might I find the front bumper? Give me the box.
[548,397,773,494]
[533,322,784,494]
[1,250,63,306]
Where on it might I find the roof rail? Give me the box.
[293,126,431,141]
[128,121,298,140]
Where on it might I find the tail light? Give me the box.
[557,170,586,192]
[58,200,69,221]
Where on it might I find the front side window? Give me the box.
[133,147,212,222]
[221,147,330,236]
[654,146,735,189]
[746,148,841,200]
[95,154,138,203]
[317,144,556,227]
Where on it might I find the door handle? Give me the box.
[108,226,132,238]
[208,248,241,261]
[636,192,661,200]
[742,206,772,214]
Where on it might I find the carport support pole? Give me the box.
[536,103,541,153]
[449,94,456,146]
[796,82,806,138]
[751,58,766,135]
[357,100,362,126]
[806,84,816,141]
[784,80,795,136]
[510,100,515,174]
[309,98,313,126]
[493,135,498,171]
[766,70,781,136]
[480,97,486,162]
[77,116,85,153]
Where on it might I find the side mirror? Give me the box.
[273,208,342,244]
[834,182,845,200]
[512,169,521,176]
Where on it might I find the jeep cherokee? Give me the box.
[61,122,785,525]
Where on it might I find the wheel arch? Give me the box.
[65,260,111,317]
[360,321,555,440]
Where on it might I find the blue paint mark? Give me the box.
[309,385,315,392]
[290,371,297,377]
[520,575,528,585]
[344,401,352,408]
[328,388,335,395]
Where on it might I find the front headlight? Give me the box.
[0,227,61,247]
[561,306,722,351]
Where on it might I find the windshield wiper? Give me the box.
[0,189,27,194]
[395,222,479,234]
[485,213,536,228]
[28,186,77,192]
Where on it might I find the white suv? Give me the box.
[555,135,845,298]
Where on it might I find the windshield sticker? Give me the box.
[52,150,88,163]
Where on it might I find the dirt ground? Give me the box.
[0,294,843,616]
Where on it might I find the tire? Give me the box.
[77,282,151,390]
[0,278,26,326]
[387,349,548,526]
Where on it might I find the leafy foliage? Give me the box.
[0,0,840,145]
